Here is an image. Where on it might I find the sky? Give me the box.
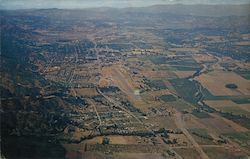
[0,0,249,9]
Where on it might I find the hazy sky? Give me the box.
[0,0,249,9]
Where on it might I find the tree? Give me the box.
[102,137,110,145]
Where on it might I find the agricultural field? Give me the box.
[223,131,250,148]
[160,94,177,102]
[199,114,248,134]
[164,99,195,112]
[169,78,202,105]
[205,100,250,117]
[195,71,250,96]
[204,147,249,159]
[174,71,196,78]
[173,148,200,159]
[1,3,250,159]
[188,128,215,145]
[142,70,177,80]
[72,88,99,97]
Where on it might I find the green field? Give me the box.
[234,70,250,80]
[159,94,177,102]
[223,131,250,148]
[216,106,250,117]
[232,98,250,104]
[166,99,195,112]
[144,79,167,90]
[169,78,201,105]
[145,55,201,71]
[192,109,211,118]
[188,128,214,145]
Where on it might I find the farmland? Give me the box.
[205,100,250,117]
[195,71,250,96]
[1,4,250,159]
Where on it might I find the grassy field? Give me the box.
[192,109,211,118]
[144,79,167,90]
[173,148,200,159]
[189,128,212,139]
[172,66,200,71]
[169,78,201,105]
[204,94,250,104]
[223,131,250,148]
[219,106,250,117]
[157,65,178,71]
[145,55,201,71]
[142,70,177,80]
[145,55,167,64]
[234,70,250,80]
[232,98,250,104]
[159,94,177,102]
[188,128,214,145]
[205,100,250,117]
[101,43,135,50]
[174,71,196,78]
[204,147,249,159]
[196,71,250,96]
[166,99,195,112]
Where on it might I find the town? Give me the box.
[1,4,250,159]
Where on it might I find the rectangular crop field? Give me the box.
[205,100,250,117]
[195,71,250,96]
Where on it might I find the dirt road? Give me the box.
[174,111,210,159]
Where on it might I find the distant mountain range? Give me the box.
[1,0,249,10]
[126,4,250,17]
[1,4,250,17]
